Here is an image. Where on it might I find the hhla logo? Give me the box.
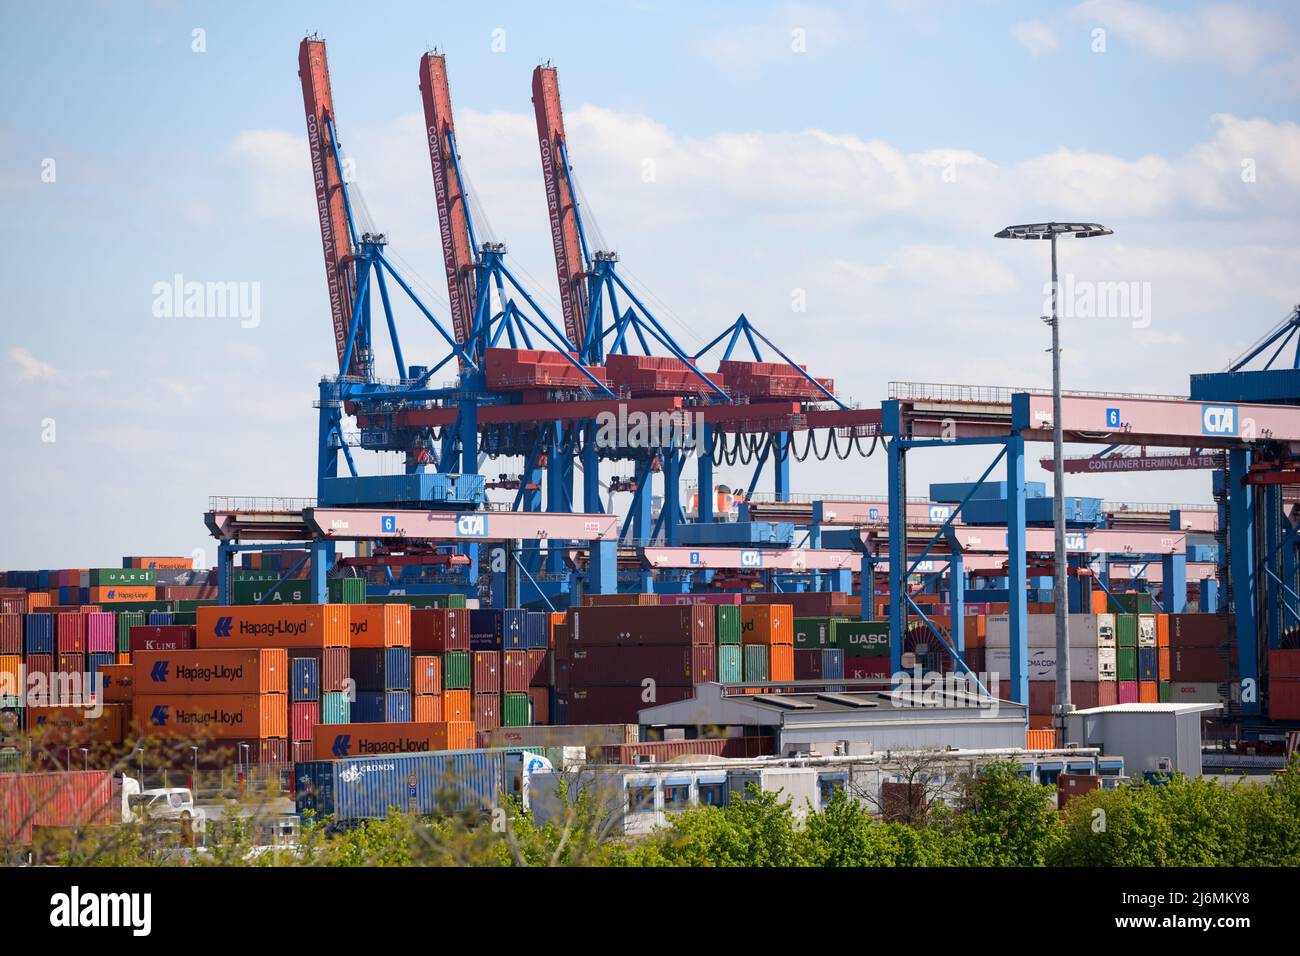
[50,886,151,936]
[594,405,706,450]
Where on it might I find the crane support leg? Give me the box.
[1228,448,1259,715]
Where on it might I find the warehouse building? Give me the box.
[636,682,1029,756]
[1064,702,1222,779]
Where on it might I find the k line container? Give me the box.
[127,625,196,653]
[132,693,288,739]
[134,648,289,694]
[195,604,349,650]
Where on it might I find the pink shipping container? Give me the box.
[56,613,86,654]
[291,701,317,742]
[85,612,115,653]
[0,614,21,655]
[1118,680,1140,704]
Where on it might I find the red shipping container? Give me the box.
[411,608,470,652]
[560,645,712,687]
[528,687,549,725]
[1269,649,1300,679]
[56,613,87,654]
[794,650,823,680]
[502,650,529,693]
[1169,613,1230,647]
[563,684,695,724]
[129,625,196,653]
[1269,677,1300,721]
[291,700,317,742]
[413,694,443,723]
[0,614,21,655]
[292,740,313,764]
[844,658,890,680]
[291,647,350,692]
[413,655,442,695]
[1028,680,1054,715]
[526,649,549,687]
[1172,647,1232,682]
[57,652,84,676]
[1097,680,1119,707]
[0,771,116,844]
[473,693,500,732]
[570,605,715,647]
[472,650,500,693]
[85,612,115,654]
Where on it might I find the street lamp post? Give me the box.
[79,748,89,772]
[995,222,1113,731]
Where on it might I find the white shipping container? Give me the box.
[1170,682,1227,703]
[988,646,1105,681]
[1137,614,1158,647]
[986,614,1113,650]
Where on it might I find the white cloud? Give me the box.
[1073,0,1293,72]
[9,347,56,383]
[697,3,851,80]
[226,129,314,225]
[1011,20,1059,58]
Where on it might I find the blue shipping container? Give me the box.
[384,647,411,691]
[524,612,548,649]
[88,652,116,677]
[353,692,387,723]
[470,608,503,650]
[385,690,410,722]
[1138,646,1158,682]
[24,613,55,655]
[292,657,320,702]
[501,609,526,650]
[822,648,844,680]
[148,611,176,626]
[295,749,516,821]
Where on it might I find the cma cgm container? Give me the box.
[134,649,288,694]
[195,605,349,650]
[311,721,477,760]
[295,748,519,821]
[132,694,288,739]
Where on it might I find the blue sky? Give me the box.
[2,0,1298,568]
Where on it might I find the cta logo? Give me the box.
[1201,404,1237,436]
[456,514,487,537]
[740,550,762,568]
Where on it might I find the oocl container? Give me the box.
[195,605,349,650]
[134,648,288,694]
[132,693,288,739]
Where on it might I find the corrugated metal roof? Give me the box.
[1071,702,1223,715]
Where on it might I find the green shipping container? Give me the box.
[835,620,890,658]
[502,692,531,727]
[717,645,742,683]
[174,599,217,613]
[716,606,742,645]
[1116,593,1153,614]
[0,749,23,773]
[1158,681,1172,703]
[442,651,472,690]
[100,600,175,614]
[90,568,156,587]
[233,570,280,583]
[172,611,196,626]
[1116,614,1137,648]
[328,578,367,605]
[321,691,351,725]
[116,611,146,653]
[1117,646,1138,681]
[370,593,467,609]
[742,645,769,682]
[232,581,310,605]
[793,617,833,649]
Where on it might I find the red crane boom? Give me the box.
[531,65,588,350]
[297,37,358,376]
[418,52,476,348]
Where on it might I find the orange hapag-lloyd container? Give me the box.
[98,663,135,702]
[132,694,287,739]
[26,704,127,744]
[133,648,288,694]
[740,604,794,646]
[310,720,473,760]
[124,557,194,570]
[347,604,411,648]
[88,586,157,604]
[195,605,348,650]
